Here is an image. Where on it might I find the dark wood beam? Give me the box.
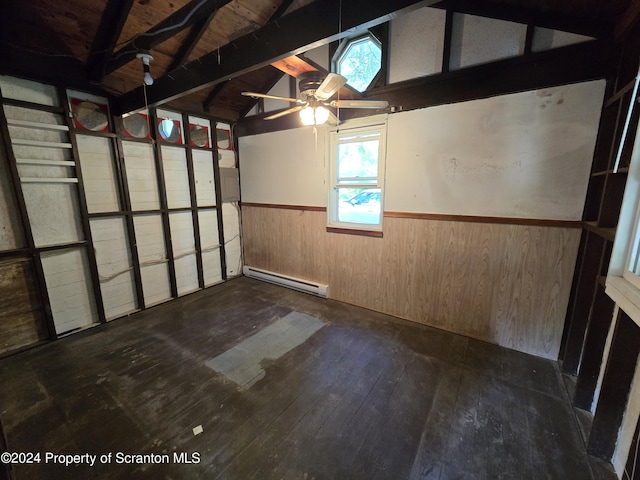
[103,0,233,80]
[168,11,217,71]
[431,0,612,39]
[441,9,453,73]
[524,23,534,55]
[87,0,135,82]
[344,40,612,120]
[115,0,435,115]
[272,0,297,19]
[235,39,613,137]
[203,82,229,112]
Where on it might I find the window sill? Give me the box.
[326,226,383,238]
[606,275,640,327]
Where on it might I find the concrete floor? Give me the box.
[0,277,617,479]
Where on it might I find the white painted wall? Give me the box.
[385,80,605,220]
[239,125,329,206]
[169,211,199,295]
[90,217,137,319]
[532,28,594,53]
[123,141,160,211]
[0,76,60,107]
[240,81,605,221]
[193,149,217,206]
[41,248,99,335]
[76,135,120,213]
[223,203,242,277]
[450,14,527,70]
[162,146,191,209]
[134,214,172,306]
[388,7,446,83]
[199,208,222,286]
[304,44,329,71]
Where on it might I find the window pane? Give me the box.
[338,36,382,92]
[338,139,379,181]
[336,188,381,225]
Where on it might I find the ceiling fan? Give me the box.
[241,71,389,125]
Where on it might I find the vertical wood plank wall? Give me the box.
[242,206,581,360]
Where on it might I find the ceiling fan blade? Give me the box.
[264,105,305,120]
[329,99,389,109]
[314,73,348,100]
[242,92,303,104]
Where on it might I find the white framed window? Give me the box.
[328,122,387,232]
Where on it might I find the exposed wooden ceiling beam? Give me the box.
[102,0,233,81]
[430,0,612,39]
[236,39,613,137]
[87,0,135,82]
[115,0,435,115]
[168,11,217,71]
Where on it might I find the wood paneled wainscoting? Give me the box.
[242,204,582,360]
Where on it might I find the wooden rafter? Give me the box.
[87,0,135,82]
[102,0,233,81]
[116,0,435,114]
[168,10,217,72]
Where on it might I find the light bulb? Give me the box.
[314,106,330,124]
[136,52,154,87]
[299,106,315,126]
[299,105,330,126]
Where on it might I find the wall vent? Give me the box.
[243,266,329,298]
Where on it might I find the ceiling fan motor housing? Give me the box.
[299,71,326,99]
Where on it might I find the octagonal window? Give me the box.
[335,34,382,92]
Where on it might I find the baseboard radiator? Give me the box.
[243,266,329,298]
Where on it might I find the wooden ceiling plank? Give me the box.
[430,0,612,39]
[103,0,234,80]
[168,11,218,71]
[87,0,135,82]
[202,0,296,113]
[203,82,230,111]
[116,0,435,114]
[271,55,319,77]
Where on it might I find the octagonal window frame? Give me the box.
[333,32,383,93]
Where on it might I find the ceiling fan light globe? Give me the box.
[315,106,330,124]
[299,105,330,126]
[300,106,316,125]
